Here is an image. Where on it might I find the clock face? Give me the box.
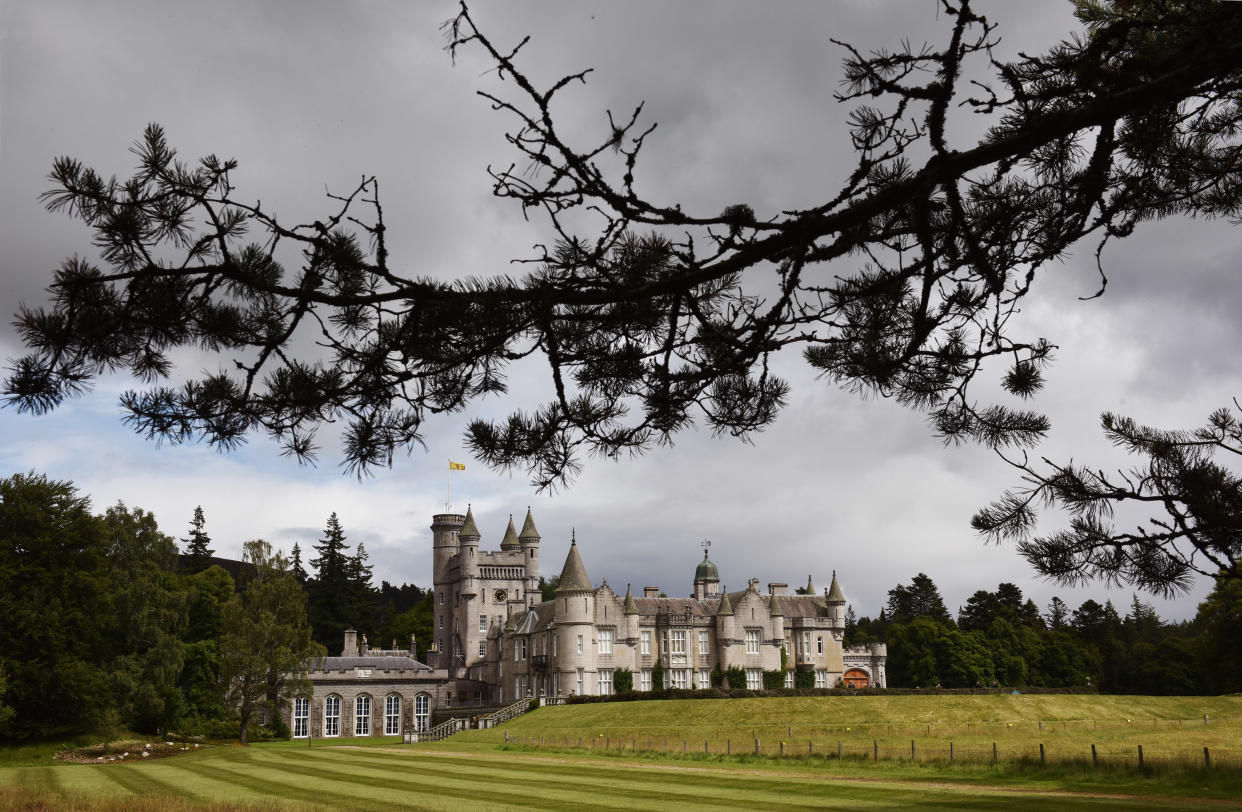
[494,589,508,604]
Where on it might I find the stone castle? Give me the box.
[286,506,886,738]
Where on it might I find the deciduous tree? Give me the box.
[218,540,322,745]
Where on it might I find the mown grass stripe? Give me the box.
[138,756,282,806]
[238,749,622,811]
[265,747,1002,811]
[183,756,389,810]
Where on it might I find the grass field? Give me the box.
[458,693,1242,768]
[1,695,1239,810]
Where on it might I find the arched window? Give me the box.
[324,695,341,737]
[292,697,309,738]
[355,694,372,736]
[414,692,431,732]
[385,694,401,735]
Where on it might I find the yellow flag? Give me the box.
[449,461,466,471]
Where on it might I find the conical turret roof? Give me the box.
[459,506,480,540]
[555,534,592,592]
[499,515,519,550]
[805,574,815,595]
[826,570,845,603]
[518,508,540,541]
[623,584,639,614]
[715,590,734,616]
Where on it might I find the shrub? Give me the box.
[614,667,634,694]
[762,670,786,690]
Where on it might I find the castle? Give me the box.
[286,507,886,738]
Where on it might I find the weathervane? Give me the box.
[701,538,711,558]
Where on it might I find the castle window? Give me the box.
[478,640,486,658]
[817,636,824,654]
[414,693,430,732]
[815,670,828,689]
[292,697,309,738]
[598,668,613,696]
[438,615,443,629]
[698,630,709,655]
[785,670,794,689]
[576,668,584,695]
[745,669,761,690]
[598,628,613,655]
[355,695,371,736]
[553,636,558,656]
[517,638,527,661]
[439,592,444,605]
[324,695,340,737]
[640,630,651,655]
[670,669,688,689]
[640,669,652,691]
[696,669,710,690]
[745,629,760,654]
[479,614,488,632]
[670,629,686,654]
[384,695,401,736]
[577,635,583,654]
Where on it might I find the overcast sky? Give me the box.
[2,2,1238,622]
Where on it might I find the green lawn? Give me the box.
[456,694,1242,768]
[2,741,1239,810]
[2,695,1240,810]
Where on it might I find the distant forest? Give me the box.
[848,573,1240,695]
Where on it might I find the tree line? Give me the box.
[848,573,1241,695]
[0,472,430,743]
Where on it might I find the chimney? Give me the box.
[409,634,418,660]
[643,586,660,598]
[359,634,369,656]
[748,578,760,592]
[342,628,359,657]
[768,582,788,596]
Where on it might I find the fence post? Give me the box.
[809,740,813,757]
[727,739,731,755]
[780,741,784,757]
[1040,743,1045,764]
[683,739,686,754]
[1137,744,1143,767]
[788,725,792,736]
[1038,720,1042,732]
[705,739,709,754]
[874,739,878,761]
[992,742,998,763]
[755,738,761,755]
[950,742,954,761]
[1204,747,1211,768]
[1204,714,1209,726]
[505,730,509,743]
[911,740,916,760]
[1091,744,1098,766]
[838,740,842,759]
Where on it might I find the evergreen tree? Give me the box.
[886,573,952,626]
[1046,597,1070,630]
[307,512,353,646]
[290,542,307,583]
[181,506,214,573]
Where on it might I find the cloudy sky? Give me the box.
[2,1,1238,622]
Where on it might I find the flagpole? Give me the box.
[446,460,451,513]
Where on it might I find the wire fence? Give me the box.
[493,715,1242,770]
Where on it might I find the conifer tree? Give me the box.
[181,506,213,573]
[307,513,352,647]
[290,542,307,583]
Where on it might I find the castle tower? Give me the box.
[430,511,465,666]
[714,588,735,669]
[518,508,541,601]
[458,506,481,592]
[554,533,594,696]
